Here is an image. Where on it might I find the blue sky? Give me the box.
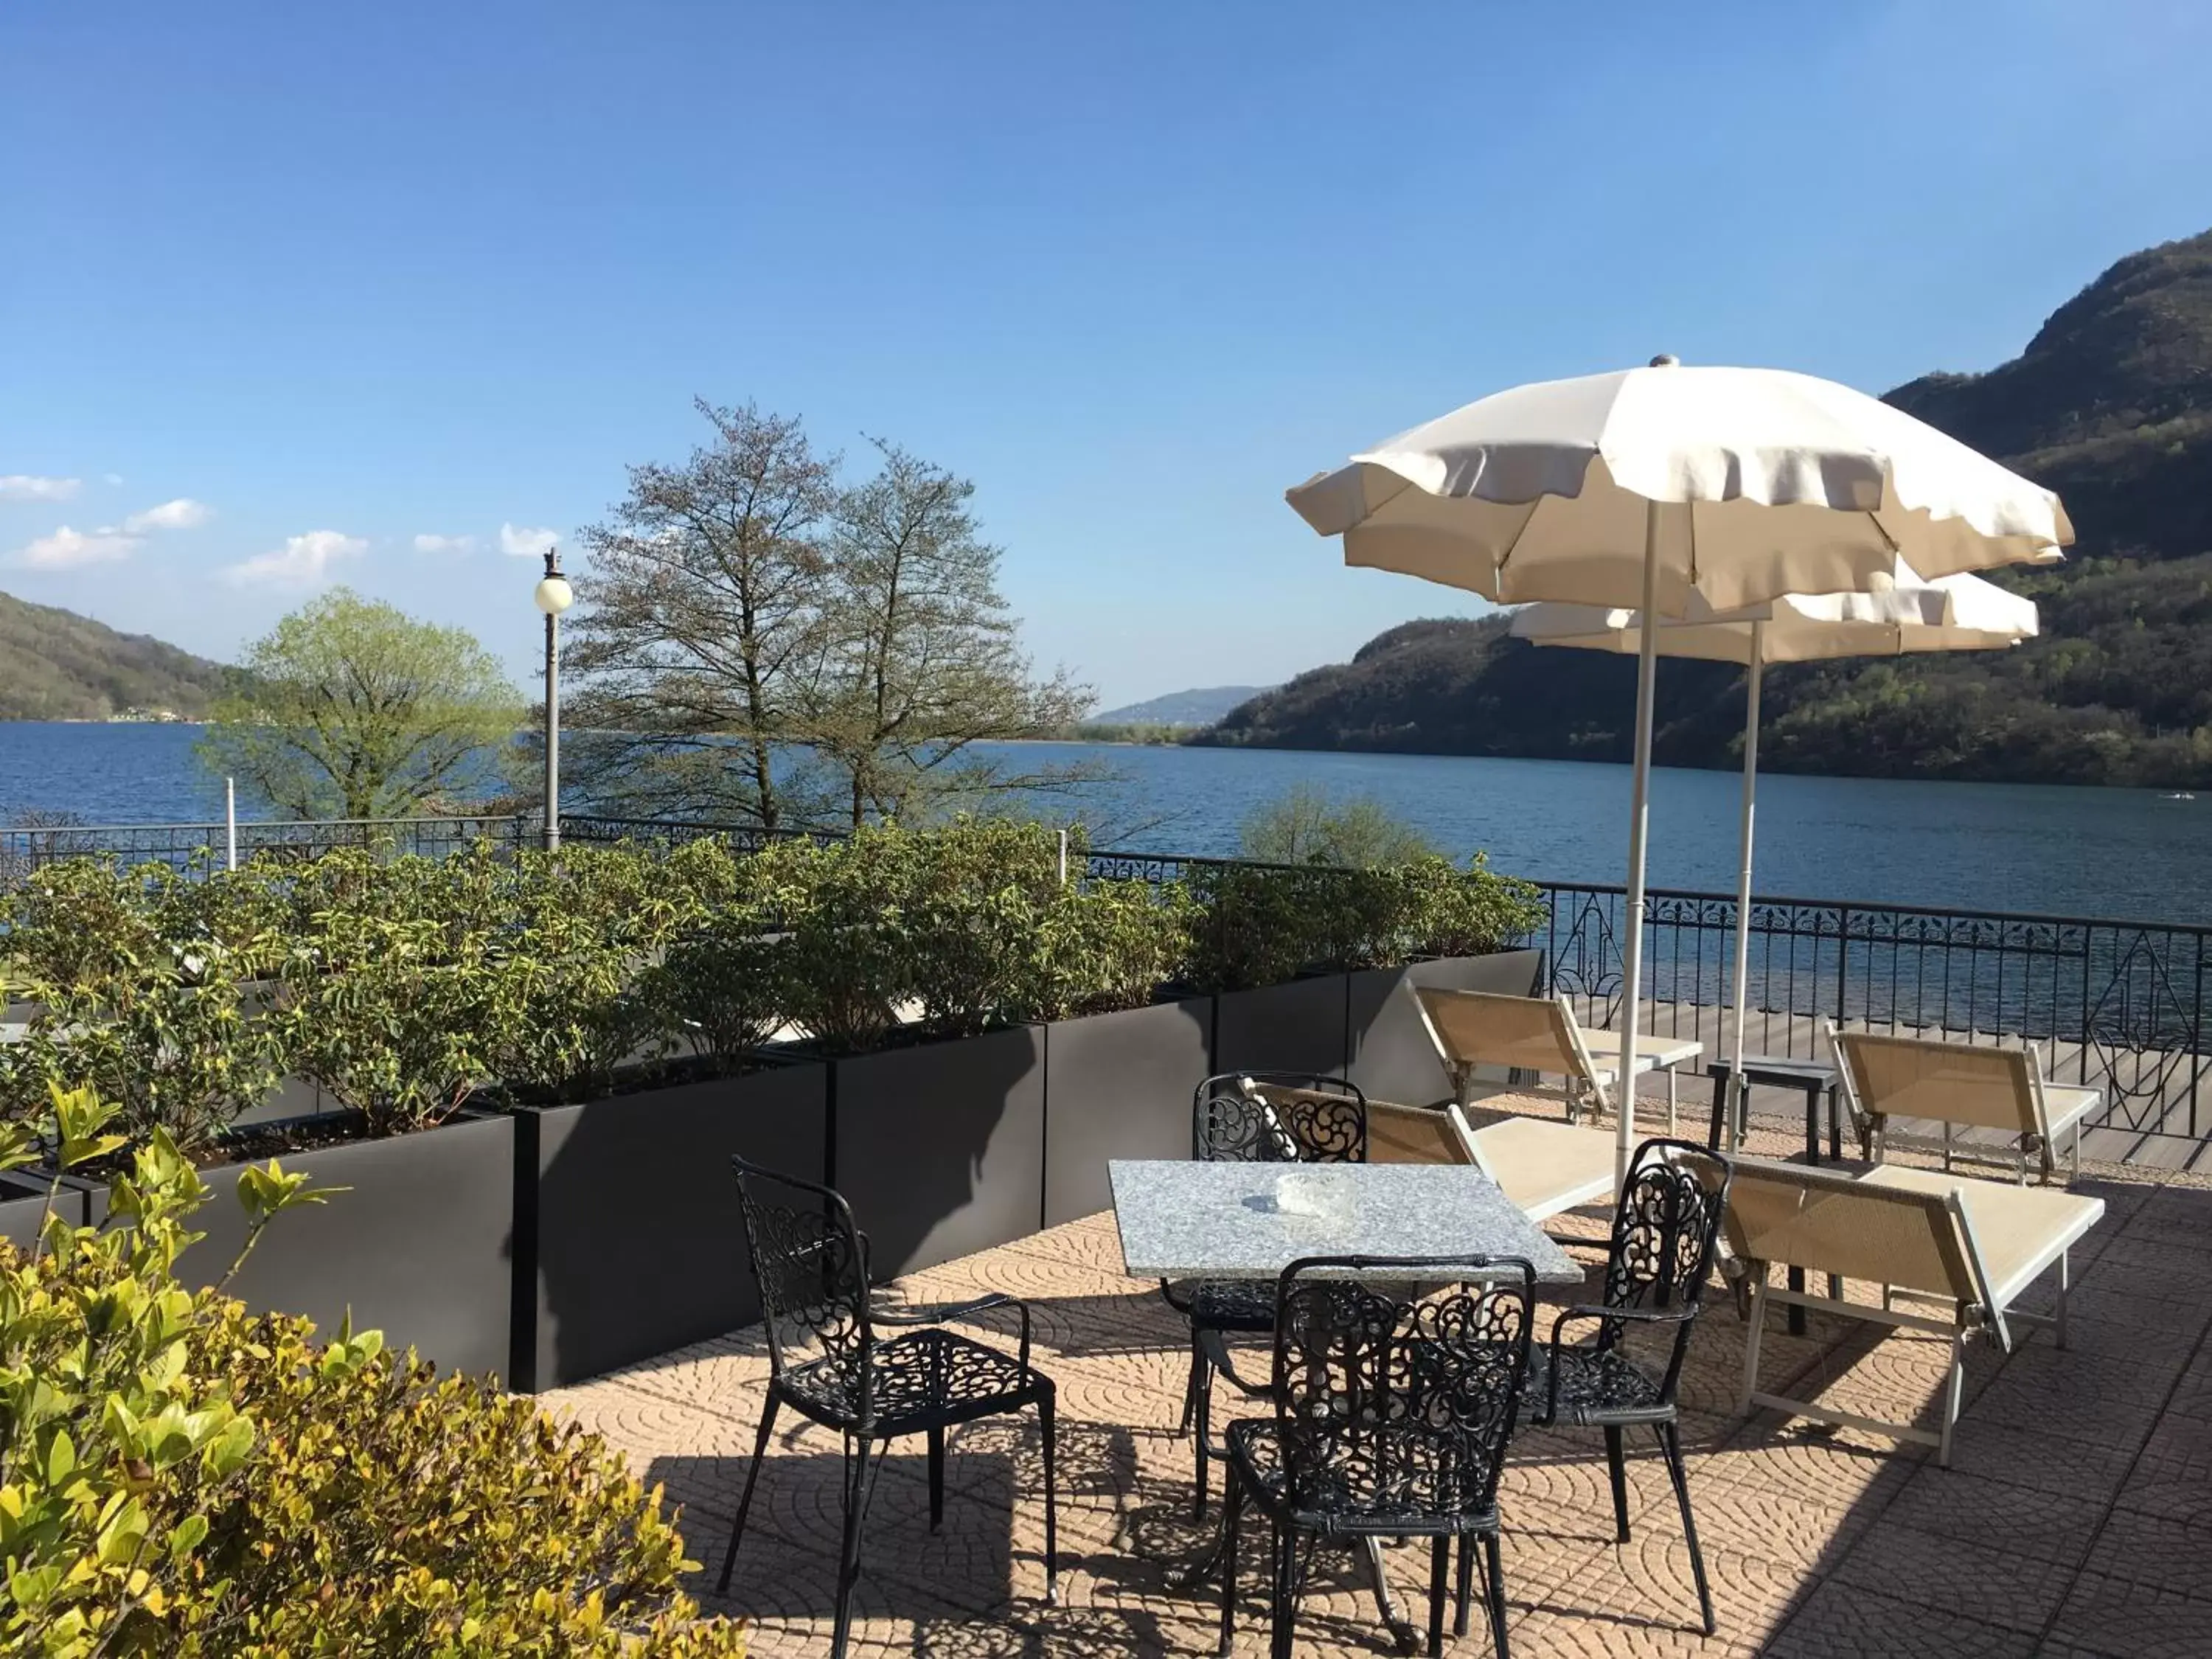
[4,1,2208,708]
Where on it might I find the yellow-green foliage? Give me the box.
[0,1088,745,1658]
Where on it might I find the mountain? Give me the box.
[1199,228,2212,789]
[0,589,239,721]
[1094,685,1273,726]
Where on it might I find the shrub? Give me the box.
[1,860,286,1158]
[274,911,526,1136]
[0,1086,744,1656]
[1237,783,1434,868]
[1040,877,1195,1018]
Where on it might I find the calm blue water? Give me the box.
[3,723,2208,924]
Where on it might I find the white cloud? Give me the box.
[414,532,477,553]
[102,473,124,486]
[122,497,211,533]
[224,529,368,587]
[499,521,559,559]
[10,525,142,568]
[0,475,82,502]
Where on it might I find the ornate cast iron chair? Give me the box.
[1522,1137,1732,1635]
[717,1158,1057,1657]
[1219,1255,1535,1659]
[1164,1071,1368,1518]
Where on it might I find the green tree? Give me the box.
[1238,782,1434,866]
[567,398,844,830]
[812,439,1097,827]
[197,590,521,820]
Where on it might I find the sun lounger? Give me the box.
[1413,985,1703,1133]
[1827,1022,2098,1183]
[1724,1154,2104,1464]
[1367,1098,1618,1225]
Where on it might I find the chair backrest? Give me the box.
[1829,1025,2052,1165]
[1193,1072,1368,1164]
[1413,987,1609,1109]
[731,1156,874,1408]
[1271,1255,1534,1520]
[1722,1156,1994,1331]
[1595,1138,1733,1396]
[1365,1098,1478,1165]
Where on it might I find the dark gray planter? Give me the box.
[512,1062,829,1393]
[1346,948,1547,1106]
[830,1025,1046,1281]
[1212,973,1351,1079]
[170,1113,516,1378]
[0,1170,84,1251]
[1042,997,1211,1227]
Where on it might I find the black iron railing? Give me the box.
[0,814,530,880]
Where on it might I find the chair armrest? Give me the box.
[1543,1301,1696,1422]
[872,1292,1033,1373]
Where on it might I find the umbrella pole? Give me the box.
[1615,501,1663,1186]
[1727,625,1764,1150]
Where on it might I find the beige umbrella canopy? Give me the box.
[1288,361,2070,1179]
[1512,566,2039,1144]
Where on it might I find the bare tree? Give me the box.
[813,439,1098,827]
[566,400,840,830]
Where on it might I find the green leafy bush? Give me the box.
[1,860,287,1159]
[0,1086,745,1657]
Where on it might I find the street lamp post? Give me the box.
[533,548,575,852]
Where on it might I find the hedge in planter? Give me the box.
[0,1088,743,1658]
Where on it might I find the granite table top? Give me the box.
[1107,1159,1583,1284]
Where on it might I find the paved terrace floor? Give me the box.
[544,1095,2212,1658]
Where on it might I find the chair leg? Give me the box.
[1428,1535,1450,1657]
[1484,1529,1512,1659]
[1454,1533,1474,1638]
[831,1430,877,1659]
[1218,1470,1243,1658]
[1656,1420,1714,1635]
[2056,1251,2072,1352]
[1193,1346,1215,1521]
[1270,1523,1298,1659]
[715,1391,780,1594]
[1604,1425,1631,1543]
[1037,1388,1059,1605]
[927,1423,945,1531]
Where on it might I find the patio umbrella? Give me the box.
[1287,360,2070,1179]
[1510,566,2040,1146]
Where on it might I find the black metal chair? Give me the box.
[717,1158,1057,1656]
[1163,1071,1368,1517]
[1220,1255,1535,1659]
[1522,1136,1732,1635]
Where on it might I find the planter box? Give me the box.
[1042,997,1212,1227]
[512,1062,829,1393]
[0,1170,86,1250]
[1212,973,1351,1079]
[1346,948,1548,1107]
[168,1113,517,1379]
[830,1025,1046,1281]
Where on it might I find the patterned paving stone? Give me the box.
[1761,1580,2040,1658]
[2045,1570,2212,1658]
[1827,1522,2075,1634]
[1938,1418,2141,1501]
[1878,1467,2104,1568]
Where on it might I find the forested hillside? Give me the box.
[1201,229,2212,787]
[0,589,238,720]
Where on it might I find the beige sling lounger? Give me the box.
[1828,1023,2100,1184]
[1725,1155,2104,1465]
[1413,986,1703,1133]
[1367,1098,1618,1225]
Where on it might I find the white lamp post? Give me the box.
[533,547,574,852]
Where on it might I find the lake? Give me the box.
[4,723,2209,925]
